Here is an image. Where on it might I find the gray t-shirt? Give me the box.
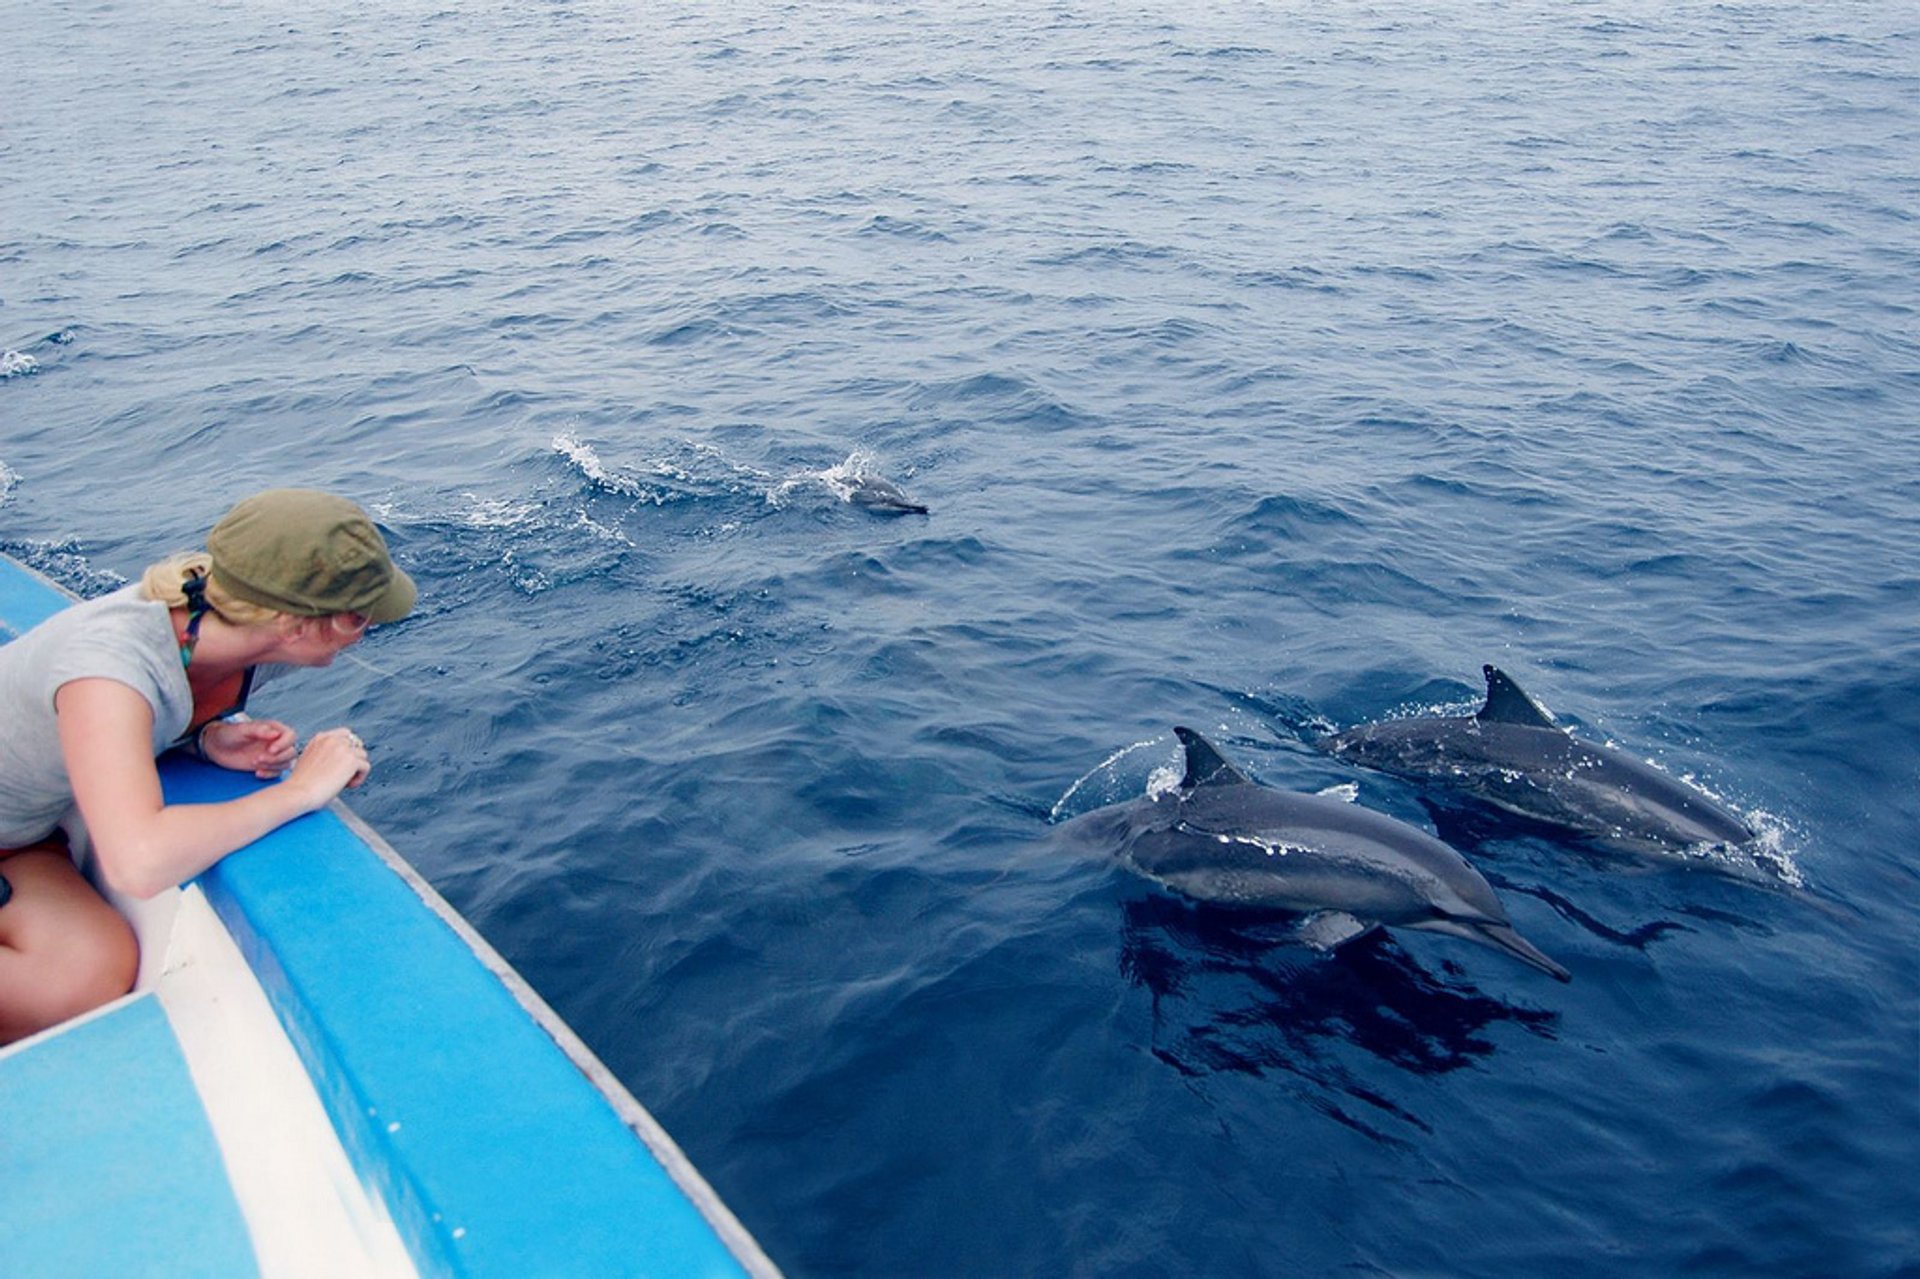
[0,584,192,847]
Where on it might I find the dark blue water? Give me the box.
[6,2,1918,1274]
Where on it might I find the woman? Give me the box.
[0,488,415,1043]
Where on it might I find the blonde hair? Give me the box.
[139,553,283,627]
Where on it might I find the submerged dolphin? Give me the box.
[1061,727,1570,981]
[844,474,928,515]
[1321,666,1756,853]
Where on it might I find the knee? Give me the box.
[64,912,141,1010]
[0,897,139,1042]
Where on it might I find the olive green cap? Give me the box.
[207,488,416,622]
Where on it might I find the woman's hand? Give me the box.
[200,717,299,779]
[283,727,373,809]
[57,680,382,900]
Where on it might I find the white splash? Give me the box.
[569,508,633,546]
[1049,737,1166,821]
[768,449,904,508]
[460,493,541,529]
[551,431,664,501]
[552,431,765,506]
[553,432,632,492]
[1733,810,1804,888]
[0,350,38,378]
[818,449,880,502]
[1144,764,1184,800]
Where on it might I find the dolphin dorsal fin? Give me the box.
[1173,727,1252,789]
[1476,666,1560,730]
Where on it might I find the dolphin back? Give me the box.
[847,475,929,514]
[1325,667,1756,851]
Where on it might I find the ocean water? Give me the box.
[5,1,1918,1274]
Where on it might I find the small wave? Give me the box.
[1230,266,1338,293]
[0,461,17,505]
[553,432,775,507]
[551,432,694,504]
[1032,242,1173,269]
[1755,339,1817,365]
[1,351,40,378]
[1242,492,1364,538]
[859,214,952,243]
[905,371,1086,429]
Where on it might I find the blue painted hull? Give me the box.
[0,554,779,1278]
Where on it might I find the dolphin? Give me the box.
[1061,727,1570,981]
[844,474,928,515]
[1321,666,1756,853]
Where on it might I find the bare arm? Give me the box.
[56,678,370,899]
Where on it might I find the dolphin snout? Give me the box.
[1415,916,1571,982]
[1471,921,1571,983]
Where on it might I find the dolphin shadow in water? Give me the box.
[1116,894,1559,1140]
[1058,727,1570,982]
[1321,666,1765,867]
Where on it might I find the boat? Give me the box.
[0,552,782,1278]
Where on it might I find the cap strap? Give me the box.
[178,572,213,668]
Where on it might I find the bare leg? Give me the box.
[0,850,140,1045]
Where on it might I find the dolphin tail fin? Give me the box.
[1173,727,1252,789]
[1477,666,1561,731]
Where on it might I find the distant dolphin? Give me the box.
[844,474,928,515]
[1060,727,1570,981]
[1321,666,1756,853]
